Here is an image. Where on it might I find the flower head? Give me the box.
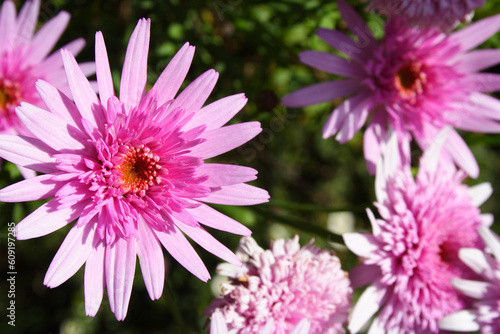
[205,236,352,334]
[344,129,492,333]
[0,19,269,320]
[440,226,500,334]
[282,0,500,177]
[363,0,486,30]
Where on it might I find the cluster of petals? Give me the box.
[363,0,486,30]
[343,129,493,333]
[282,0,500,177]
[0,18,269,320]
[206,236,352,334]
[440,226,500,334]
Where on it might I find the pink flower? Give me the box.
[343,129,493,333]
[205,236,352,334]
[440,226,500,334]
[282,0,500,177]
[363,0,486,30]
[0,0,92,137]
[0,19,269,320]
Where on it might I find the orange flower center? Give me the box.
[394,62,426,102]
[116,145,162,196]
[0,78,22,113]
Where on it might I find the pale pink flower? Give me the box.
[344,129,493,333]
[282,0,500,177]
[363,0,486,30]
[206,236,352,334]
[440,226,500,334]
[0,19,269,320]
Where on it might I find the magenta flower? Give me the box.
[440,226,500,334]
[363,0,486,30]
[282,0,500,177]
[0,19,269,320]
[0,0,92,137]
[343,129,493,333]
[205,236,352,334]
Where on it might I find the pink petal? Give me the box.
[85,239,105,317]
[155,225,210,282]
[95,31,115,106]
[105,236,137,321]
[16,0,40,42]
[456,49,500,72]
[469,93,500,121]
[363,111,387,174]
[443,128,479,178]
[167,69,219,116]
[202,183,270,206]
[282,79,360,108]
[185,93,247,132]
[290,319,311,334]
[152,42,195,106]
[335,94,372,143]
[0,135,57,173]
[464,73,500,93]
[120,18,150,109]
[62,49,104,129]
[210,309,229,334]
[35,80,82,129]
[187,203,251,235]
[454,114,500,133]
[189,122,262,159]
[25,11,70,65]
[451,14,500,52]
[0,1,16,54]
[16,102,88,151]
[175,222,241,266]
[348,283,387,333]
[37,38,86,78]
[343,233,380,258]
[15,198,89,240]
[0,174,59,202]
[197,163,257,187]
[137,221,165,300]
[337,0,373,43]
[316,27,364,62]
[299,50,365,77]
[44,223,96,288]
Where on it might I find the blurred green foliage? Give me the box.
[0,0,499,333]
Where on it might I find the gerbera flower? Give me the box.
[205,236,352,334]
[343,129,493,333]
[363,0,486,31]
[440,226,500,333]
[282,0,500,177]
[0,19,269,320]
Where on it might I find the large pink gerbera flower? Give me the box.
[0,19,269,320]
[205,236,352,334]
[363,0,486,30]
[282,0,500,177]
[0,0,92,136]
[343,129,493,333]
[440,226,500,334]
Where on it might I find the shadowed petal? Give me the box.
[349,264,381,288]
[202,183,270,206]
[137,221,164,300]
[282,80,360,108]
[0,174,60,202]
[337,0,373,42]
[35,80,82,129]
[299,50,366,77]
[0,134,57,173]
[197,163,257,187]
[348,284,387,333]
[0,1,16,54]
[316,27,364,62]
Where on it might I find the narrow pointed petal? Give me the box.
[85,240,105,317]
[444,128,479,178]
[210,309,229,334]
[337,0,373,42]
[439,310,479,332]
[316,27,364,62]
[15,199,89,240]
[189,122,262,159]
[198,163,257,187]
[105,236,137,321]
[137,222,164,300]
[202,183,269,206]
[343,233,380,258]
[0,1,16,54]
[95,31,114,105]
[187,204,251,235]
[282,80,360,108]
[152,42,195,106]
[335,95,372,143]
[175,222,241,266]
[26,11,70,65]
[363,112,386,174]
[167,69,218,116]
[451,14,500,52]
[468,183,492,207]
[35,80,82,129]
[0,135,57,173]
[44,223,96,288]
[469,93,500,120]
[419,126,450,175]
[16,0,40,41]
[155,226,210,282]
[120,18,150,109]
[478,226,500,260]
[37,38,86,78]
[456,49,500,72]
[299,50,365,77]
[185,93,247,132]
[348,284,386,333]
[451,278,490,299]
[465,73,500,93]
[0,174,59,202]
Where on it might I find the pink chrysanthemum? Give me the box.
[205,236,352,334]
[0,0,92,136]
[0,19,269,320]
[440,226,500,334]
[363,0,486,31]
[343,129,493,333]
[282,0,500,177]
